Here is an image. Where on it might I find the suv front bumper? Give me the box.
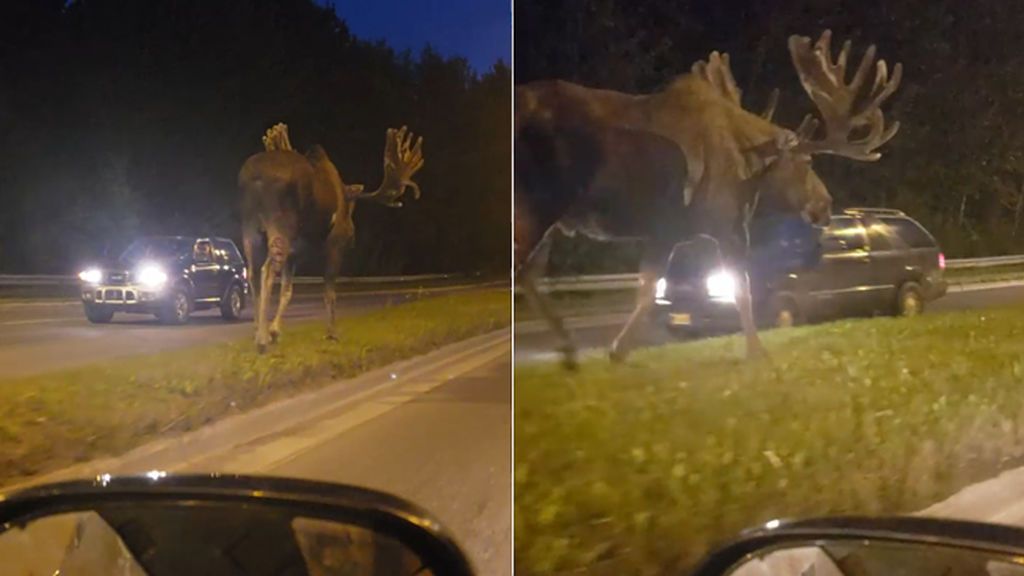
[81,284,169,313]
[652,297,746,334]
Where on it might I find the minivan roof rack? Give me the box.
[842,207,906,216]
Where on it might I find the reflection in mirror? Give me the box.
[0,502,429,576]
[727,539,1024,576]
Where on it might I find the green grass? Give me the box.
[515,307,1024,575]
[0,289,509,485]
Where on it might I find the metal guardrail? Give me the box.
[520,254,1024,293]
[944,254,1024,269]
[0,272,462,287]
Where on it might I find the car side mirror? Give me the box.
[0,474,474,575]
[691,517,1024,576]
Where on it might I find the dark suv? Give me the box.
[654,208,948,336]
[78,236,250,324]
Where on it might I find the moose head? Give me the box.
[690,30,902,229]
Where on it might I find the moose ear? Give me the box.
[747,130,800,162]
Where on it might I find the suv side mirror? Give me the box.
[692,517,1024,576]
[0,474,474,575]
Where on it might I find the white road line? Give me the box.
[218,341,509,474]
[0,318,65,326]
[0,330,510,493]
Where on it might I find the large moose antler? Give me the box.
[349,126,425,207]
[262,123,293,152]
[788,30,902,161]
[692,51,780,121]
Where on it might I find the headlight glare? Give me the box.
[137,264,168,288]
[706,269,738,303]
[78,268,102,284]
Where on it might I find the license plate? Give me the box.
[104,289,124,301]
[669,313,692,325]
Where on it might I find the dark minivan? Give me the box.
[654,208,948,336]
[78,236,249,324]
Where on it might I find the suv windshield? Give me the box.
[119,238,192,263]
[666,237,722,279]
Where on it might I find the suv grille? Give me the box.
[106,271,129,285]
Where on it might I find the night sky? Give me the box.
[327,0,511,73]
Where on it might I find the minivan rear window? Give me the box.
[879,217,936,249]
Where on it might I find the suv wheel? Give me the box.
[221,284,243,321]
[768,296,802,329]
[84,304,114,324]
[896,282,924,317]
[159,288,191,325]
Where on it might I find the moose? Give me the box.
[515,30,902,368]
[239,123,424,352]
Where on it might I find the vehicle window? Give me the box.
[864,219,897,251]
[879,217,937,248]
[212,240,243,265]
[119,237,192,261]
[820,217,866,252]
[193,241,214,263]
[666,237,723,278]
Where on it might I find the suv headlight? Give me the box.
[78,268,102,284]
[137,264,168,288]
[654,277,667,299]
[706,269,738,303]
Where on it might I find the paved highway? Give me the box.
[0,284,484,378]
[514,282,1024,363]
[4,331,512,575]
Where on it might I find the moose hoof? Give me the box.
[609,346,629,364]
[559,347,579,371]
[324,333,339,342]
[269,330,280,344]
[746,343,770,361]
[256,342,268,355]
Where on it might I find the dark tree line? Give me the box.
[0,0,510,275]
[516,0,1024,270]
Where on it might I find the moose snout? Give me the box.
[803,198,832,227]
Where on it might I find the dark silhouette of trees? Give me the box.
[0,0,509,275]
[517,0,1024,268]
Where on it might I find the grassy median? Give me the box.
[516,306,1024,575]
[0,289,509,485]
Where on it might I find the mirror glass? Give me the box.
[0,502,432,576]
[726,538,1024,576]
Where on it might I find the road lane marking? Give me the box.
[0,318,66,326]
[210,340,509,474]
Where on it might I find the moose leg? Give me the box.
[519,233,578,369]
[269,260,295,344]
[255,256,276,354]
[323,235,346,341]
[242,224,260,308]
[610,242,673,363]
[736,270,767,359]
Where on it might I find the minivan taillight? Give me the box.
[938,252,946,270]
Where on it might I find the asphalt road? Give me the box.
[514,283,1024,363]
[0,285,477,378]
[4,331,512,575]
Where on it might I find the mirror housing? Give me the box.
[0,474,474,576]
[692,516,1024,576]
